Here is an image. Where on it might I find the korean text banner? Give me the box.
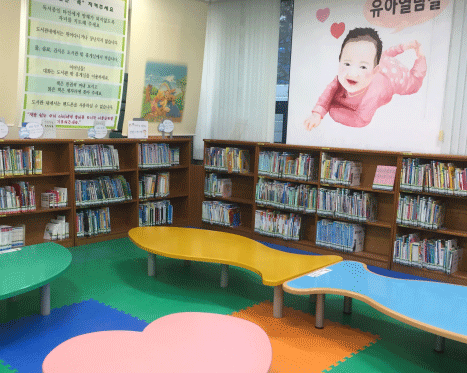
[23,0,128,128]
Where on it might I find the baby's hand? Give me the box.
[304,112,322,131]
[404,40,423,58]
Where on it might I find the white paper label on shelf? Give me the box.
[306,268,332,277]
[93,120,108,139]
[128,120,148,138]
[0,122,8,139]
[26,122,44,139]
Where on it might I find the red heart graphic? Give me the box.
[331,22,345,39]
[316,8,330,22]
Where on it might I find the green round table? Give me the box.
[0,242,72,315]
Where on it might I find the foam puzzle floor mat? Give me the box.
[0,299,148,373]
[231,301,379,373]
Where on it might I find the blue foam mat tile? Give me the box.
[0,299,148,373]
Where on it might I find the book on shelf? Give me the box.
[320,153,362,186]
[139,200,173,226]
[397,194,445,230]
[258,151,317,181]
[139,173,170,199]
[317,188,377,222]
[204,174,232,198]
[74,144,120,172]
[41,187,68,208]
[204,147,250,173]
[255,178,317,213]
[75,175,132,207]
[401,158,467,196]
[44,215,69,241]
[393,235,463,274]
[372,165,397,191]
[0,183,36,214]
[202,200,241,227]
[254,209,302,241]
[76,207,111,237]
[0,147,42,176]
[0,224,25,253]
[139,143,179,168]
[316,219,365,252]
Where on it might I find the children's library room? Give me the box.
[1,0,467,371]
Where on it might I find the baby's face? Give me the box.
[338,40,377,93]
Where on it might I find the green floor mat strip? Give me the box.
[0,361,16,373]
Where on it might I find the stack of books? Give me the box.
[258,151,317,181]
[139,173,170,199]
[75,176,132,207]
[0,146,42,176]
[254,209,302,240]
[139,200,173,226]
[317,188,377,222]
[44,216,69,241]
[397,194,445,229]
[41,187,68,208]
[201,201,241,227]
[320,153,362,186]
[316,219,365,252]
[76,207,111,237]
[255,178,317,213]
[204,147,250,173]
[74,144,120,172]
[0,183,36,214]
[204,174,232,198]
[138,143,180,168]
[401,158,467,196]
[393,234,462,274]
[0,224,25,253]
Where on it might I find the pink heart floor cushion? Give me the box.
[43,312,272,373]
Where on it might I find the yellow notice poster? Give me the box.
[22,0,128,128]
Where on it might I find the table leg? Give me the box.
[343,296,353,314]
[148,253,156,277]
[273,285,284,318]
[434,335,445,353]
[220,264,229,288]
[41,283,51,316]
[315,294,325,329]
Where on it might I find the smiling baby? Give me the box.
[304,27,427,129]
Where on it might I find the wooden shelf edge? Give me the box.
[0,172,70,179]
[0,206,72,217]
[74,230,131,246]
[397,224,467,238]
[390,263,467,285]
[204,195,254,205]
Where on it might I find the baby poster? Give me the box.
[287,0,453,153]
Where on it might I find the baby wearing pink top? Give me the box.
[304,28,427,129]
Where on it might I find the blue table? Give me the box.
[283,261,467,352]
[0,242,72,316]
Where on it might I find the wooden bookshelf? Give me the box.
[198,141,466,282]
[0,138,191,249]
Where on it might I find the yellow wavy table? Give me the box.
[129,227,342,317]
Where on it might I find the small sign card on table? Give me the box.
[128,120,149,139]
